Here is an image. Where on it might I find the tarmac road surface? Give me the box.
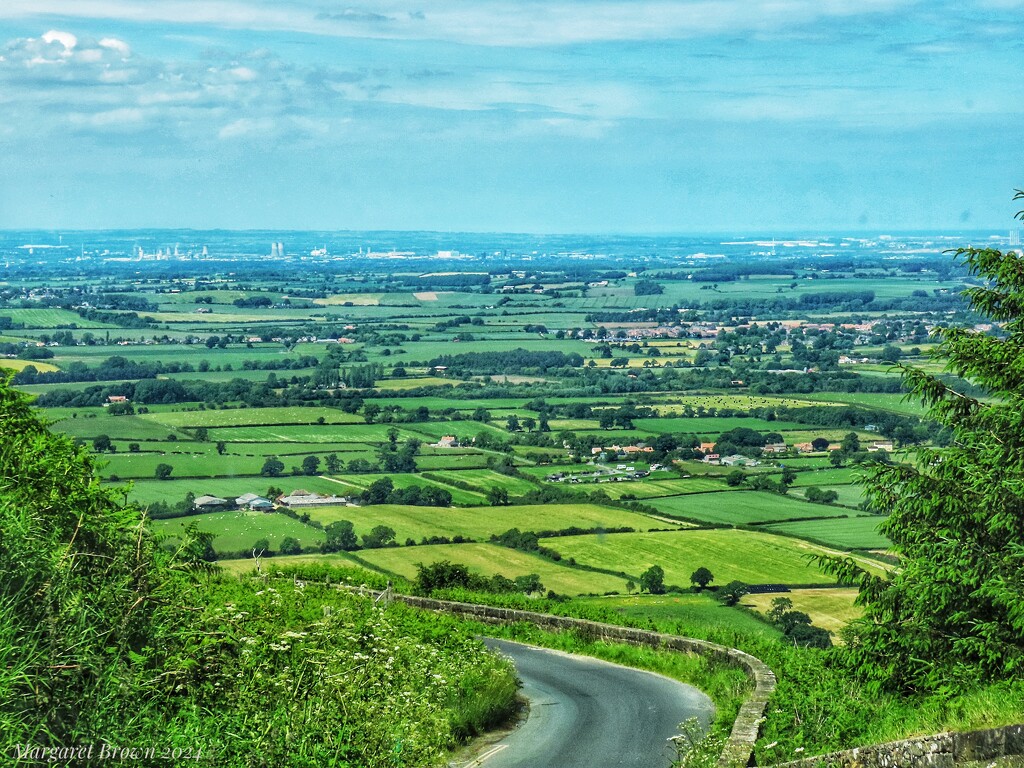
[460,638,715,768]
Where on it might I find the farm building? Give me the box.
[277,489,350,507]
[721,455,759,467]
[235,493,274,511]
[193,495,229,511]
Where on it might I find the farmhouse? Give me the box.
[621,445,654,455]
[433,435,459,448]
[591,443,653,457]
[761,442,789,455]
[868,441,895,452]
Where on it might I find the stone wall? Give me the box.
[770,724,1024,768]
[391,593,776,768]
[320,582,1024,768]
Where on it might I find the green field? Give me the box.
[102,450,267,479]
[567,475,732,500]
[205,424,426,443]
[216,552,362,577]
[618,417,812,436]
[355,542,630,595]
[51,414,190,441]
[0,308,118,328]
[122,475,350,507]
[301,501,671,541]
[415,453,492,470]
[788,468,859,486]
[152,510,325,554]
[800,391,922,415]
[374,376,455,390]
[649,394,839,412]
[324,472,487,505]
[793,484,865,508]
[144,406,366,428]
[440,468,541,496]
[586,593,783,639]
[541,528,883,587]
[649,490,850,525]
[764,515,891,550]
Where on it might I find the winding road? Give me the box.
[455,638,715,768]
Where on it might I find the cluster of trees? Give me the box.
[358,477,452,507]
[433,315,485,331]
[35,374,366,411]
[232,295,273,308]
[427,349,584,375]
[392,273,490,287]
[374,430,421,473]
[634,279,665,296]
[766,596,832,649]
[363,401,431,424]
[414,560,544,596]
[262,454,325,479]
[633,565,715,595]
[490,528,562,561]
[804,486,840,504]
[586,289,963,325]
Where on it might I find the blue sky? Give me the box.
[1,0,1022,233]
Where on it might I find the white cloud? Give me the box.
[68,106,145,127]
[98,37,130,55]
[217,115,335,140]
[41,29,77,50]
[218,117,276,139]
[703,86,1007,127]
[229,66,258,81]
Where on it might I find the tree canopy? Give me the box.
[823,202,1024,693]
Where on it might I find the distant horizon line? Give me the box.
[0,226,1016,237]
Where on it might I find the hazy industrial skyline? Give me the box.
[1,1,1022,233]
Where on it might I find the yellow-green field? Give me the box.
[373,376,454,390]
[0,358,60,373]
[217,552,366,577]
[585,593,783,639]
[540,529,887,587]
[145,406,366,428]
[744,587,861,637]
[313,293,383,305]
[355,542,630,595]
[301,502,674,542]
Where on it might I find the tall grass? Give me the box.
[1,377,518,767]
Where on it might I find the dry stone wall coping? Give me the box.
[769,724,1024,768]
